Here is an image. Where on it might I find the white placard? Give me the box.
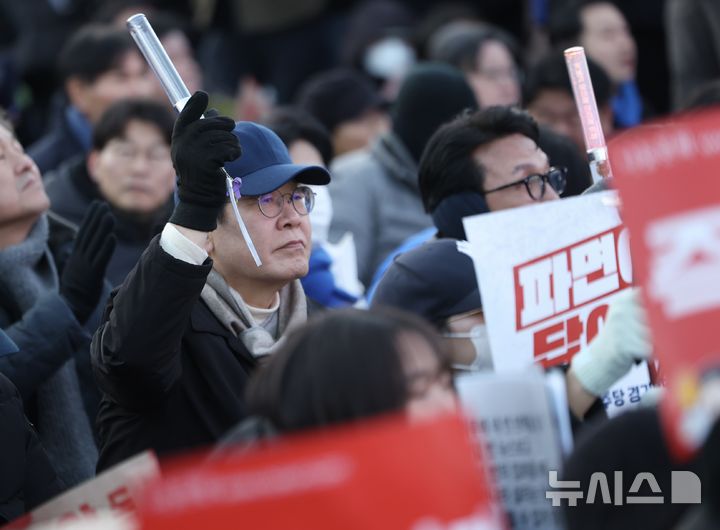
[462,191,651,416]
[458,369,566,530]
[8,451,159,529]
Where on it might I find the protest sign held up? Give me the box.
[137,413,506,530]
[462,193,651,415]
[611,108,720,458]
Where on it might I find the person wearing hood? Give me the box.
[91,92,331,471]
[44,98,176,287]
[328,62,478,288]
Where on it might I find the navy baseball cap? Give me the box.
[371,238,482,325]
[224,122,331,196]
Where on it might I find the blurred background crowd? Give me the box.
[2,0,720,529]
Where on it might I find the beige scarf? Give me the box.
[200,270,307,358]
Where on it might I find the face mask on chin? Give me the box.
[444,324,494,372]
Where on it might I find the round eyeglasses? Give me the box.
[482,166,567,201]
[255,185,316,218]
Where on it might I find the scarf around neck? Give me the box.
[0,214,97,486]
[201,270,307,359]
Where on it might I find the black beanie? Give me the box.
[296,68,385,133]
[391,62,478,162]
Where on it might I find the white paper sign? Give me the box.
[462,191,651,415]
[457,369,566,530]
[7,451,159,529]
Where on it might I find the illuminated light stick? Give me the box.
[126,13,262,266]
[564,46,614,183]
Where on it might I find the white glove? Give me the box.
[570,287,652,396]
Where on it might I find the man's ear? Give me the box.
[65,78,88,113]
[205,230,216,255]
[86,151,100,183]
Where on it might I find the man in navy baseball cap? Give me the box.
[224,121,330,196]
[91,91,333,470]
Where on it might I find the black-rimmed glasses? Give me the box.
[255,185,316,218]
[482,166,567,201]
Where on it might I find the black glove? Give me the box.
[169,91,242,232]
[60,201,116,324]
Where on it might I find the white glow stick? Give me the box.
[127,13,262,266]
[564,46,614,183]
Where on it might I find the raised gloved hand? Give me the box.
[60,201,116,324]
[169,91,242,232]
[570,287,652,396]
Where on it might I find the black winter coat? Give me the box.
[0,372,63,524]
[92,237,262,472]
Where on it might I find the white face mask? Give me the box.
[444,324,494,371]
[308,185,332,245]
[363,37,416,80]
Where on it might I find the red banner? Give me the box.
[138,413,505,530]
[610,108,720,458]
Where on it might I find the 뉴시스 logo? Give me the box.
[546,470,701,506]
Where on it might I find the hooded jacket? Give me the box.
[327,63,478,287]
[328,132,432,287]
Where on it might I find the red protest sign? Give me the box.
[610,108,720,458]
[138,413,505,530]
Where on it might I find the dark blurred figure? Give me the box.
[549,0,647,128]
[0,329,63,525]
[428,23,523,108]
[44,99,175,286]
[666,0,720,111]
[0,0,97,145]
[195,0,343,103]
[535,127,593,197]
[563,407,702,530]
[27,24,155,175]
[340,0,417,100]
[296,69,389,157]
[682,80,720,111]
[94,7,204,99]
[219,307,456,445]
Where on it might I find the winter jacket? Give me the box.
[92,237,264,472]
[0,214,104,487]
[0,368,63,524]
[328,132,433,287]
[28,106,88,175]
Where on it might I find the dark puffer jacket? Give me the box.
[0,333,63,524]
